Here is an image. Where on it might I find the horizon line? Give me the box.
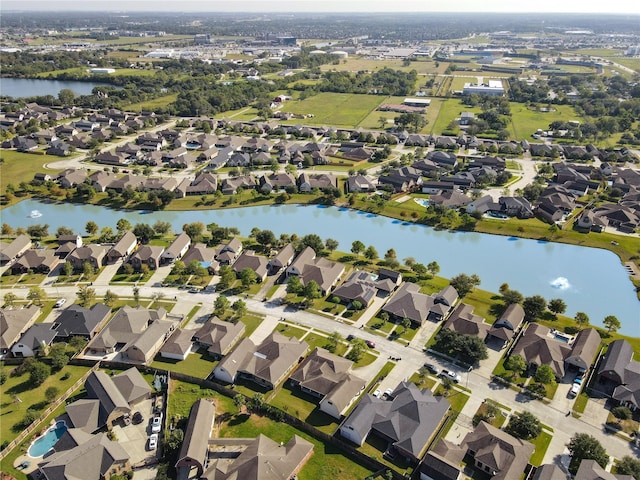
[2,9,639,14]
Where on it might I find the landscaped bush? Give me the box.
[611,406,632,420]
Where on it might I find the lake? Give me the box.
[0,78,109,98]
[3,199,639,336]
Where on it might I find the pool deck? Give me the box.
[13,453,39,476]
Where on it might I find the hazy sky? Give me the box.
[2,0,639,14]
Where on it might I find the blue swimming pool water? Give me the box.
[28,421,67,457]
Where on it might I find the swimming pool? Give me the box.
[27,420,67,457]
[414,198,430,207]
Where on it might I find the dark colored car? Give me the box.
[365,340,376,348]
[346,334,355,341]
[423,363,439,375]
[132,411,144,425]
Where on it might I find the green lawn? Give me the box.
[509,103,582,141]
[167,379,235,422]
[219,412,374,480]
[124,94,178,112]
[0,271,48,286]
[150,348,217,378]
[0,364,90,446]
[0,150,66,198]
[269,383,340,435]
[529,431,553,466]
[573,392,589,414]
[279,93,385,128]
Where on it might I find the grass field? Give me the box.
[0,364,90,446]
[36,67,158,79]
[319,56,440,75]
[150,348,216,378]
[509,103,581,140]
[124,94,178,112]
[0,150,66,196]
[279,92,385,128]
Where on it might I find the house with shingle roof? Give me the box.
[487,303,524,347]
[54,303,112,341]
[160,232,191,265]
[107,231,137,263]
[0,234,32,264]
[285,246,345,295]
[192,317,245,359]
[232,250,269,282]
[290,347,366,419]
[346,174,378,193]
[382,283,457,326]
[442,303,490,338]
[297,172,337,193]
[176,399,216,478]
[181,243,219,273]
[462,421,534,480]
[66,244,108,272]
[0,305,41,358]
[267,243,295,275]
[596,339,640,411]
[130,245,164,271]
[11,248,59,274]
[215,238,243,266]
[339,381,449,462]
[159,328,195,361]
[11,323,58,357]
[213,332,308,389]
[332,270,397,307]
[203,434,313,480]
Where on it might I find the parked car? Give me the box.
[569,382,581,397]
[423,363,440,375]
[373,389,382,398]
[188,287,200,293]
[439,370,462,384]
[151,415,163,433]
[54,298,66,308]
[346,334,355,341]
[383,388,394,399]
[132,412,144,425]
[148,433,158,450]
[365,340,376,348]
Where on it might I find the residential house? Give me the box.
[54,303,112,341]
[591,204,640,233]
[175,399,216,478]
[498,196,534,218]
[37,432,130,480]
[419,439,465,480]
[575,209,607,232]
[258,172,296,194]
[0,234,32,263]
[231,250,269,282]
[429,190,472,209]
[160,232,191,265]
[0,305,41,358]
[215,238,243,266]
[66,244,108,272]
[175,172,218,197]
[486,303,524,347]
[181,243,219,274]
[129,245,164,271]
[192,317,245,359]
[382,283,457,326]
[89,170,118,192]
[427,150,458,169]
[596,339,640,411]
[511,324,601,380]
[574,459,635,480]
[442,303,490,339]
[289,347,366,419]
[346,174,378,193]
[11,323,59,357]
[11,248,59,274]
[95,151,129,166]
[55,234,82,258]
[202,434,313,480]
[213,332,308,389]
[332,270,397,307]
[297,173,337,193]
[267,243,295,275]
[466,195,501,215]
[106,231,137,263]
[220,175,256,195]
[159,328,195,361]
[86,306,180,364]
[106,174,145,193]
[286,246,345,295]
[339,381,449,462]
[462,421,534,480]
[46,140,71,156]
[379,166,423,193]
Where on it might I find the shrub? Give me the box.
[611,406,632,420]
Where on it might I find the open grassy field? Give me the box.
[150,348,217,378]
[319,56,440,75]
[36,67,158,79]
[124,94,177,111]
[279,92,385,128]
[430,98,482,135]
[0,364,90,446]
[509,103,582,140]
[0,150,66,196]
[606,57,640,74]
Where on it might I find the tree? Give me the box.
[232,299,247,318]
[400,317,411,335]
[611,406,632,420]
[616,456,640,479]
[56,226,73,237]
[432,328,488,364]
[351,240,365,255]
[346,338,367,362]
[69,336,87,352]
[63,261,73,277]
[505,411,542,440]
[449,273,481,298]
[523,295,547,321]
[76,285,96,307]
[426,261,440,276]
[239,268,257,289]
[567,433,608,474]
[325,238,339,252]
[214,296,230,317]
[103,290,118,307]
[574,312,590,328]
[27,286,45,306]
[233,394,246,412]
[116,218,132,235]
[287,275,303,295]
[217,265,235,290]
[133,286,140,306]
[502,289,524,305]
[384,248,399,268]
[183,222,205,242]
[28,360,51,386]
[49,343,69,369]
[58,88,75,105]
[298,234,324,253]
[255,230,276,248]
[303,280,322,301]
[3,292,17,307]
[27,223,49,240]
[326,331,343,353]
[534,364,556,385]
[133,223,154,244]
[603,315,621,333]
[152,221,172,236]
[364,245,378,261]
[505,354,527,377]
[548,298,567,318]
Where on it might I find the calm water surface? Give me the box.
[0,78,109,98]
[3,199,638,336]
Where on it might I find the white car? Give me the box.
[151,415,163,433]
[439,370,462,384]
[54,298,66,308]
[373,389,382,398]
[148,433,158,450]
[569,383,580,397]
